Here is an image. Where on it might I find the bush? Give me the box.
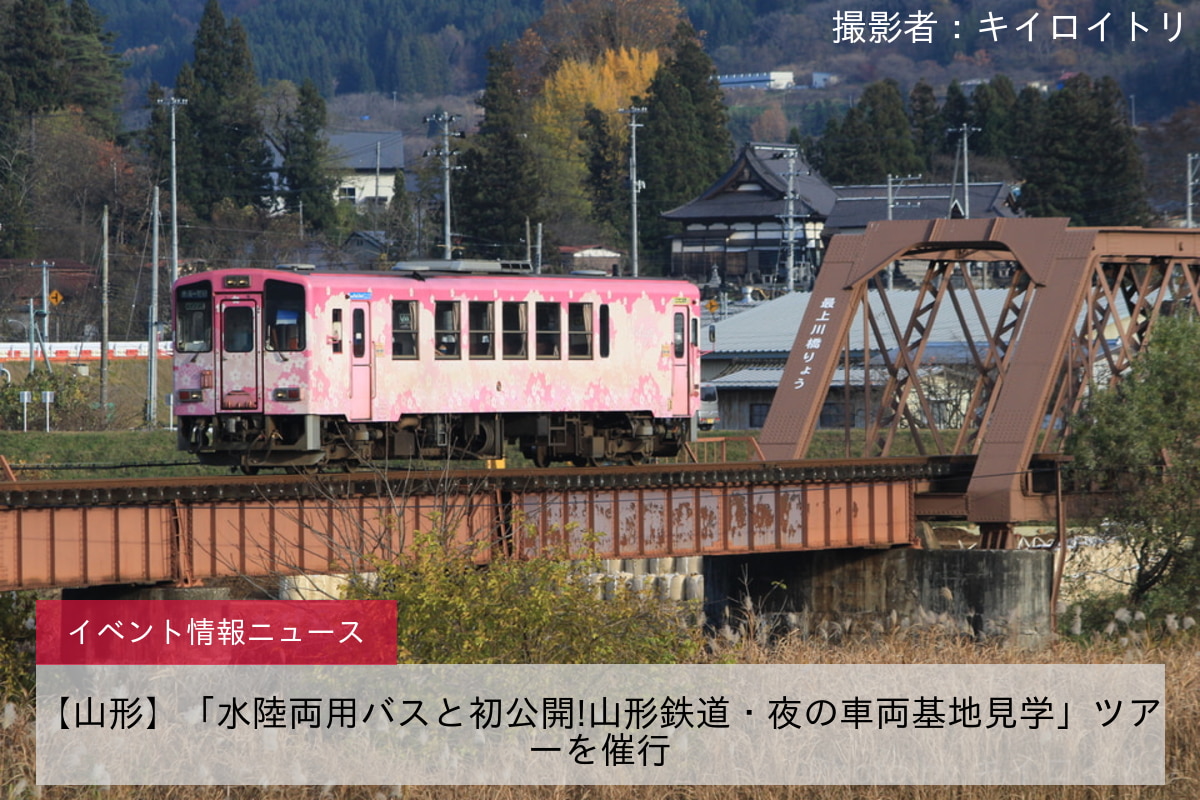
[0,591,35,699]
[342,520,700,664]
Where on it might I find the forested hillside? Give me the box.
[94,0,785,97]
[88,0,1200,123]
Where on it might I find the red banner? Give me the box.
[37,600,397,665]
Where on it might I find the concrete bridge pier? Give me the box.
[703,547,1054,648]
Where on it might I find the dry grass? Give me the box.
[4,632,1196,799]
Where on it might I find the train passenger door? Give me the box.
[349,301,372,420]
[218,298,262,411]
[672,308,690,414]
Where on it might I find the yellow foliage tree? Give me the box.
[530,47,660,232]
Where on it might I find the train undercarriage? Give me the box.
[179,411,690,472]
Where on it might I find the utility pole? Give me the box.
[148,188,160,428]
[101,206,110,414]
[34,260,50,344]
[1188,153,1199,228]
[423,112,463,260]
[779,146,799,293]
[158,95,187,286]
[948,123,980,219]
[619,106,647,277]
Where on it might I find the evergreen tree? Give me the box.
[1,0,68,116]
[383,170,419,260]
[814,79,921,184]
[940,80,969,155]
[275,79,337,232]
[452,48,542,260]
[580,103,626,237]
[62,0,123,136]
[175,0,274,220]
[909,79,942,171]
[1019,74,1151,226]
[638,23,732,273]
[968,79,1015,158]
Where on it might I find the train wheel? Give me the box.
[532,445,551,468]
[240,464,260,475]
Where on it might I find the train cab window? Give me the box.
[469,301,494,358]
[264,279,305,351]
[567,303,592,359]
[435,300,460,358]
[352,308,366,358]
[391,300,418,358]
[331,309,343,353]
[502,301,527,359]
[535,302,560,359]
[176,282,212,353]
[599,304,609,358]
[223,306,255,353]
[673,312,686,359]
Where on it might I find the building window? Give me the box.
[749,402,771,429]
[338,186,356,204]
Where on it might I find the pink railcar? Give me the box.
[172,263,701,470]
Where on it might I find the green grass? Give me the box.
[0,430,226,480]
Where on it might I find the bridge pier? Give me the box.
[703,547,1053,648]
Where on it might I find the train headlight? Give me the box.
[273,387,302,402]
[177,389,203,403]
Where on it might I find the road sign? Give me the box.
[49,290,63,306]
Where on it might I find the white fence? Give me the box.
[0,341,174,362]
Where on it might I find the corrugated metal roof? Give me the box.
[825,183,1018,231]
[711,289,1014,355]
[710,365,908,389]
[329,132,405,171]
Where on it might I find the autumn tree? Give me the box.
[637,23,732,273]
[531,47,660,241]
[514,0,684,93]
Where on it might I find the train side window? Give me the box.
[469,301,494,358]
[535,302,560,359]
[599,304,609,358]
[264,279,305,351]
[567,302,592,359]
[502,301,527,359]
[674,312,685,359]
[435,300,460,358]
[392,300,417,358]
[223,306,254,353]
[352,308,366,358]
[331,309,343,353]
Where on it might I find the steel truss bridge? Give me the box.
[4,218,1200,590]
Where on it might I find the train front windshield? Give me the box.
[176,282,213,352]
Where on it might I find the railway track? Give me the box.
[0,456,958,509]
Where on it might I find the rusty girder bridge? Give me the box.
[3,218,1200,591]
